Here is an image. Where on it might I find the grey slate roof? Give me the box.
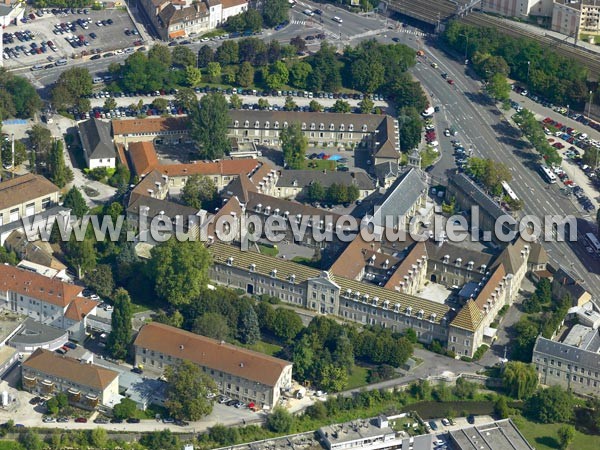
[533,335,600,370]
[276,170,375,191]
[374,161,399,180]
[78,119,115,161]
[552,267,589,300]
[372,167,426,226]
[448,173,507,221]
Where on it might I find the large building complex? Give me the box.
[552,0,600,37]
[133,322,293,409]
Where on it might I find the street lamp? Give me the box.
[459,33,469,64]
[587,90,593,119]
[526,60,530,87]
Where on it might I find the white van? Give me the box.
[303,9,314,16]
[332,16,343,23]
[93,77,102,84]
[55,58,67,66]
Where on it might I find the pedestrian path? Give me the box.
[290,19,306,26]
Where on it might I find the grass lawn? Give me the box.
[245,340,283,357]
[347,365,370,389]
[512,415,598,450]
[304,159,338,171]
[258,244,279,257]
[0,442,23,450]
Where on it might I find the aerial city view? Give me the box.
[0,0,599,448]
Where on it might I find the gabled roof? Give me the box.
[64,297,99,321]
[112,117,190,136]
[384,242,428,290]
[23,348,118,390]
[0,264,83,308]
[449,173,507,221]
[4,230,66,271]
[529,242,548,265]
[329,235,398,280]
[129,170,168,205]
[373,168,427,225]
[0,173,59,211]
[450,299,484,332]
[533,335,600,369]
[375,161,399,180]
[276,170,375,191]
[78,119,115,160]
[158,159,260,178]
[128,141,159,177]
[134,322,291,386]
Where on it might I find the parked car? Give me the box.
[74,417,87,423]
[467,415,475,424]
[127,418,141,423]
[110,418,123,423]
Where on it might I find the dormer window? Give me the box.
[348,124,354,131]
[329,123,335,131]
[274,121,279,129]
[443,255,450,264]
[362,124,368,132]
[234,120,239,127]
[273,208,280,216]
[301,122,306,130]
[310,123,316,130]
[430,313,437,322]
[284,121,289,128]
[255,203,262,212]
[289,274,296,282]
[455,257,462,267]
[254,121,260,128]
[467,261,474,270]
[417,309,424,318]
[270,269,277,278]
[226,257,234,266]
[249,263,256,272]
[319,123,325,130]
[405,306,412,316]
[265,121,270,129]
[340,124,345,131]
[394,303,400,312]
[244,120,249,128]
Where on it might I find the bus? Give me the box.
[586,233,600,253]
[539,164,557,184]
[501,180,519,202]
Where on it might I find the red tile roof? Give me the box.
[128,141,159,177]
[158,159,260,178]
[64,297,99,321]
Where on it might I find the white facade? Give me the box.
[87,156,116,170]
[483,0,554,17]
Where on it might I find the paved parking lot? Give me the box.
[3,8,139,69]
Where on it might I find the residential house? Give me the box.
[133,322,293,409]
[5,230,68,280]
[275,169,376,200]
[21,348,120,409]
[552,267,592,307]
[78,118,116,169]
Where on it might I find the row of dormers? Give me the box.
[232,120,370,132]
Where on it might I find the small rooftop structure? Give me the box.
[448,419,534,450]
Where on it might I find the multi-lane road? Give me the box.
[21,6,600,295]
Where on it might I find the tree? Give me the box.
[181,174,217,210]
[284,96,297,111]
[281,122,307,169]
[206,62,222,84]
[525,385,573,423]
[52,67,93,112]
[502,362,538,399]
[65,234,96,279]
[318,364,348,392]
[453,377,478,399]
[46,396,59,415]
[209,424,240,446]
[557,424,575,450]
[271,308,303,341]
[27,124,52,170]
[103,96,117,111]
[262,0,290,27]
[18,429,43,450]
[186,66,203,87]
[308,100,323,112]
[140,430,181,450]
[197,45,214,68]
[307,181,326,202]
[63,186,88,217]
[253,98,267,111]
[266,406,293,432]
[174,87,198,112]
[236,61,255,87]
[165,360,217,420]
[358,97,374,114]
[5,75,42,119]
[1,139,27,167]
[386,72,427,111]
[332,99,351,113]
[193,312,230,341]
[152,97,169,113]
[85,264,114,298]
[238,38,267,65]
[88,427,108,449]
[494,395,510,419]
[229,93,243,110]
[266,61,289,90]
[289,61,312,89]
[172,45,196,68]
[109,161,131,193]
[351,59,385,93]
[486,72,511,102]
[237,302,260,344]
[290,36,307,53]
[150,239,212,307]
[107,288,133,360]
[397,107,422,152]
[148,44,173,68]
[307,43,341,92]
[215,40,239,65]
[47,140,73,188]
[0,247,17,266]
[113,398,137,420]
[191,93,231,160]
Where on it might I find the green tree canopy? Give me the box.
[192,312,230,341]
[106,288,133,360]
[525,385,573,423]
[51,67,93,112]
[165,360,217,420]
[266,406,294,432]
[63,186,88,217]
[191,93,230,160]
[281,122,307,169]
[113,398,137,420]
[181,174,217,210]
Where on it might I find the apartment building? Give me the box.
[22,348,120,409]
[0,265,98,342]
[552,0,600,37]
[483,0,554,18]
[533,331,600,396]
[133,322,293,409]
[112,117,191,144]
[275,170,376,200]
